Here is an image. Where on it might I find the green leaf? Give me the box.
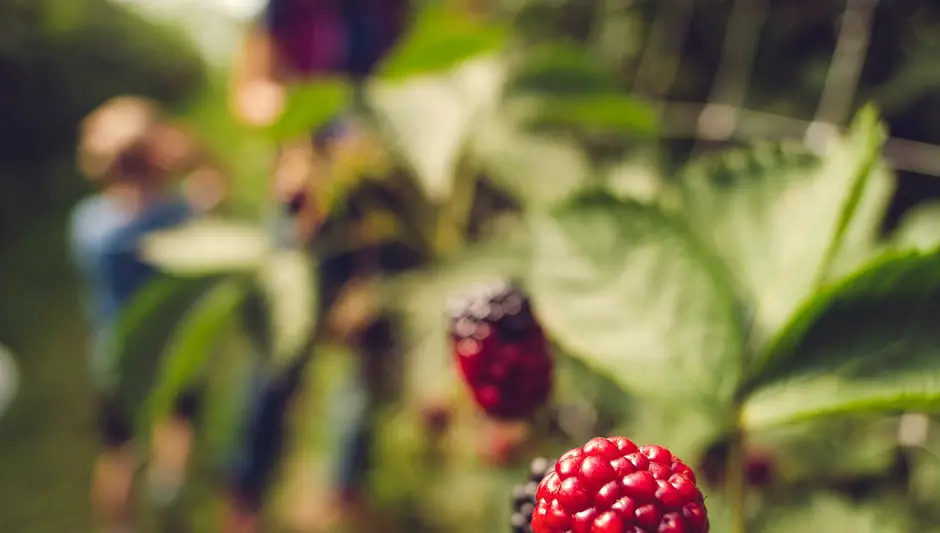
[256,249,318,366]
[267,78,352,141]
[505,42,657,135]
[825,160,895,279]
[526,192,746,413]
[198,334,257,463]
[753,416,902,483]
[0,342,18,419]
[140,218,273,277]
[147,279,247,421]
[514,93,658,136]
[376,3,508,80]
[472,114,591,212]
[294,345,357,453]
[679,107,886,342]
[369,57,507,203]
[759,495,911,533]
[602,154,670,206]
[743,250,940,429]
[507,42,622,97]
[113,275,220,418]
[892,201,940,251]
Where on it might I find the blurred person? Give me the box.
[225,3,413,531]
[70,96,225,533]
[225,119,411,533]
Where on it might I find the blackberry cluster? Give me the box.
[531,437,708,533]
[447,281,553,420]
[511,457,556,533]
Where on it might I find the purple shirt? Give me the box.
[262,0,410,78]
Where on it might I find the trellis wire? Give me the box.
[632,0,940,177]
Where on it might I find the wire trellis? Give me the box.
[631,0,940,177]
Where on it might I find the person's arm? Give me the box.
[68,202,121,336]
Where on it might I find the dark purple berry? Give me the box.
[447,281,553,420]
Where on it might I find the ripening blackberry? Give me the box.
[447,281,553,420]
[511,457,555,533]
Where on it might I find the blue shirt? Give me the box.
[69,193,192,388]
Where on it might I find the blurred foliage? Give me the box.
[0,0,205,240]
[10,1,940,533]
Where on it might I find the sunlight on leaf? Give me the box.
[744,250,940,429]
[602,154,668,206]
[268,78,352,142]
[256,249,318,365]
[377,1,508,80]
[141,218,272,276]
[526,192,746,413]
[891,201,940,251]
[369,57,507,203]
[826,160,895,279]
[473,122,591,212]
[679,107,887,346]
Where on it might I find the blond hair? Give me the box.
[77,96,164,183]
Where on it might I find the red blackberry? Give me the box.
[531,437,708,533]
[511,457,555,533]
[447,281,553,420]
